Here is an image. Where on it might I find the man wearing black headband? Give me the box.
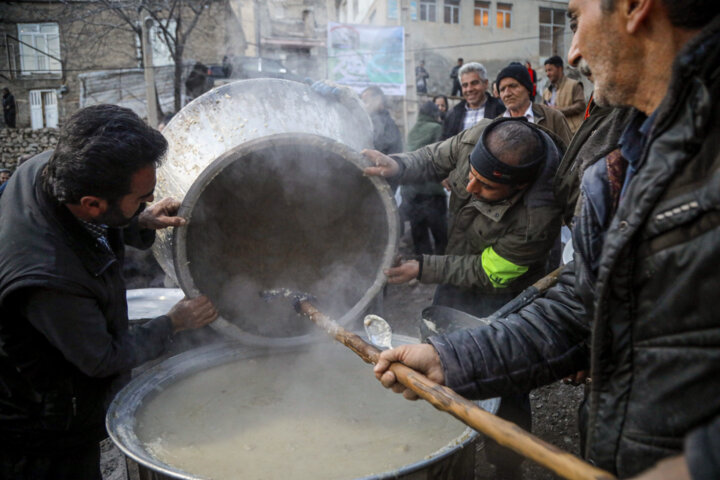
[363,117,563,315]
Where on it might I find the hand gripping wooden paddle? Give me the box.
[260,288,615,480]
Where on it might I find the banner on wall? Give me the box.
[327,22,406,96]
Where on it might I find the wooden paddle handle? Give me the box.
[296,300,616,480]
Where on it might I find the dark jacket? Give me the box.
[428,18,720,478]
[2,92,15,116]
[441,95,506,140]
[370,109,403,155]
[404,113,444,197]
[553,103,635,225]
[0,153,173,452]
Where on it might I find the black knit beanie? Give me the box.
[496,63,534,97]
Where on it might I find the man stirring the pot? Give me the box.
[374,0,720,478]
[0,104,218,479]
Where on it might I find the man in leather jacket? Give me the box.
[0,105,218,479]
[373,1,720,479]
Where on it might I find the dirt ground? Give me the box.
[103,242,584,479]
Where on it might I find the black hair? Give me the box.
[601,0,720,30]
[362,85,385,98]
[432,94,448,106]
[419,100,440,118]
[43,104,167,204]
[544,56,564,68]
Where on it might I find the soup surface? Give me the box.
[136,342,468,479]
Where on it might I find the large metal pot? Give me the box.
[153,79,398,346]
[107,337,500,480]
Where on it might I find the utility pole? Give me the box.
[254,0,262,57]
[142,17,159,127]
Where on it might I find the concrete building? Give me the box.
[334,0,572,95]
[229,0,332,80]
[1,0,242,129]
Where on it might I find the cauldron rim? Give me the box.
[171,132,399,347]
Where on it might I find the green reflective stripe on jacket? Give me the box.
[481,246,528,288]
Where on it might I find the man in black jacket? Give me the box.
[0,104,218,479]
[441,62,505,140]
[2,88,16,128]
[374,1,720,479]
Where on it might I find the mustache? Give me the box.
[578,59,592,78]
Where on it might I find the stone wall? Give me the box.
[0,128,58,169]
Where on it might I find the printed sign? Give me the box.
[327,22,406,96]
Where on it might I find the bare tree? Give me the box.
[60,0,214,112]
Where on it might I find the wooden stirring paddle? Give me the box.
[260,289,615,480]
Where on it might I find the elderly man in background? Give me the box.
[374,0,720,478]
[441,62,505,140]
[496,62,573,147]
[0,104,217,479]
[543,55,586,134]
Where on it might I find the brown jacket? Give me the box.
[543,76,585,134]
[530,103,573,148]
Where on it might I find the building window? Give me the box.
[17,23,61,75]
[497,3,512,29]
[29,90,58,130]
[388,0,399,19]
[539,7,567,57]
[444,0,460,24]
[474,1,490,26]
[420,0,437,22]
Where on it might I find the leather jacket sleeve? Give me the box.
[427,263,591,399]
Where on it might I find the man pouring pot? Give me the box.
[0,104,218,479]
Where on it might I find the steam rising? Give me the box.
[183,137,389,338]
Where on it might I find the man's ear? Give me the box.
[78,195,109,218]
[625,0,653,34]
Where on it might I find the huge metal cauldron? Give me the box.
[153,79,398,346]
[107,337,500,480]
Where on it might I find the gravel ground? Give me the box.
[103,241,585,479]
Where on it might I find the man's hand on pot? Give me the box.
[373,344,445,400]
[384,260,419,285]
[362,149,400,178]
[167,295,218,333]
[138,198,186,230]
